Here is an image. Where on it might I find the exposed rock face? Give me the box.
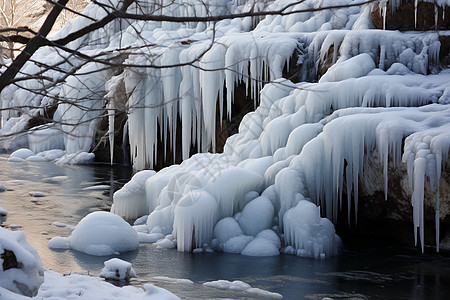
[371,0,450,31]
[439,35,450,67]
[337,152,450,248]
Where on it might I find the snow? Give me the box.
[7,269,179,300]
[48,211,139,256]
[0,228,44,297]
[319,53,376,83]
[10,148,35,159]
[222,235,254,253]
[26,155,47,162]
[255,229,282,249]
[0,227,178,299]
[238,196,275,236]
[55,151,95,165]
[151,276,194,285]
[241,237,280,256]
[100,258,136,281]
[0,0,449,258]
[203,279,283,299]
[213,217,243,245]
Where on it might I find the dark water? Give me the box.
[1,155,450,299]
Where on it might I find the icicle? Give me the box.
[414,0,418,28]
[379,44,386,70]
[435,4,438,29]
[122,120,128,163]
[436,183,440,252]
[382,2,387,30]
[173,189,218,252]
[412,156,426,252]
[108,102,115,165]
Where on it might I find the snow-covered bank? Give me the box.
[0,227,178,299]
[0,269,179,300]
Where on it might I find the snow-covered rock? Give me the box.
[0,227,44,297]
[100,258,136,281]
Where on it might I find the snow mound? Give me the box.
[10,148,35,159]
[238,195,275,236]
[49,211,139,256]
[0,227,44,297]
[55,151,95,165]
[100,258,136,281]
[241,237,280,256]
[213,217,243,245]
[222,235,254,254]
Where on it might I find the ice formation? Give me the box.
[112,170,156,220]
[48,211,139,256]
[0,228,44,297]
[100,258,137,281]
[0,0,449,258]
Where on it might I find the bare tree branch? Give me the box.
[0,0,69,92]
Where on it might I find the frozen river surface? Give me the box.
[1,155,450,299]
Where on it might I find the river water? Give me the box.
[1,155,450,299]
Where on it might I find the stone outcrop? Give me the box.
[371,0,450,31]
[336,151,450,249]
